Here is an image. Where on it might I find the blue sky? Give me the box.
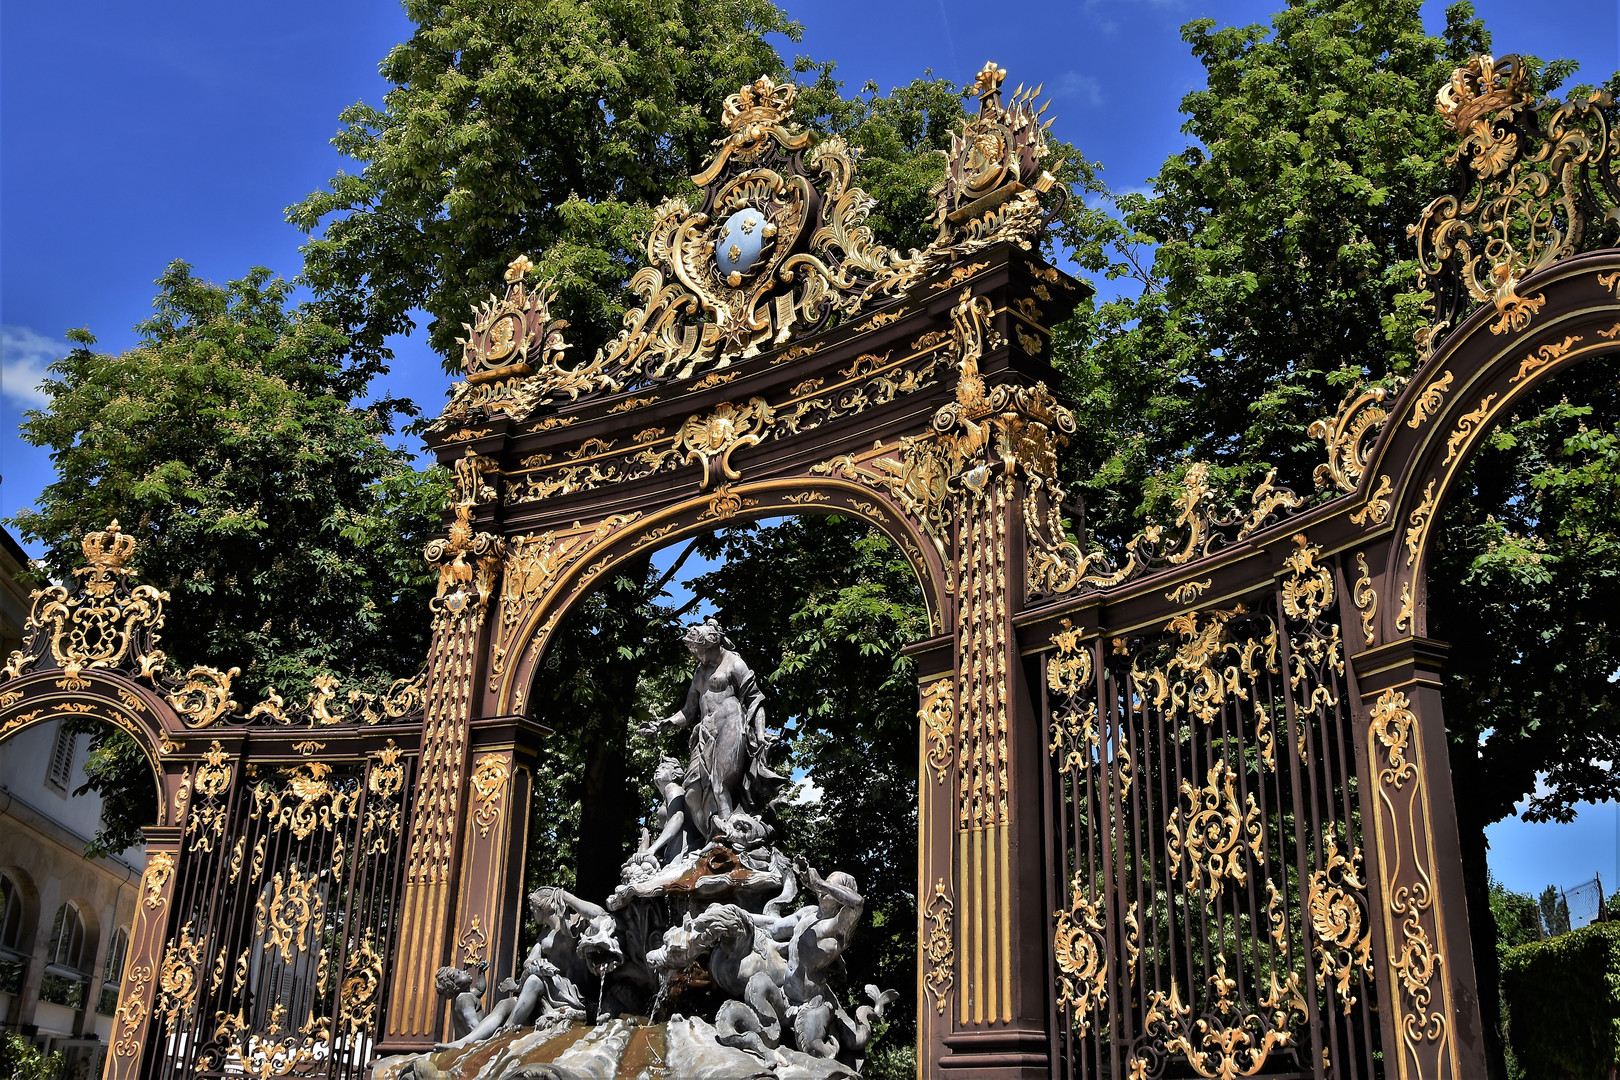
[2,0,1617,896]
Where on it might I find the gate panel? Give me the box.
[141,742,415,1080]
[1044,545,1381,1080]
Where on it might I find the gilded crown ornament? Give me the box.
[81,519,137,576]
[1435,54,1527,133]
[1411,53,1619,355]
[719,75,798,139]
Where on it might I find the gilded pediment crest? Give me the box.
[437,63,1064,431]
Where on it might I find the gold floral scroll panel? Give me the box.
[1044,554,1380,1080]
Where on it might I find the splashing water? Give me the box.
[648,969,672,1023]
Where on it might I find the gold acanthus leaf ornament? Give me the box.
[1052,874,1108,1034]
[1309,383,1395,493]
[918,679,955,785]
[922,880,955,1015]
[470,753,511,839]
[255,862,324,961]
[1308,836,1375,1015]
[157,920,203,1030]
[1167,760,1265,892]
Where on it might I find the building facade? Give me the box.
[0,525,145,1078]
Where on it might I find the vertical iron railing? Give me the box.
[142,746,415,1080]
[1046,565,1382,1079]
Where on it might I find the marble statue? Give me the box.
[639,618,787,845]
[378,619,893,1080]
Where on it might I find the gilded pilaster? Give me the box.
[382,450,505,1049]
[106,826,183,1080]
[1348,637,1487,1080]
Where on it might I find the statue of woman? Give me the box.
[640,618,786,842]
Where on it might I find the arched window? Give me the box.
[0,874,23,996]
[97,926,129,1016]
[0,875,22,952]
[39,903,88,1009]
[47,903,85,971]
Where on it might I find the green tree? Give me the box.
[1056,0,1491,534]
[9,261,449,853]
[1540,885,1573,938]
[1490,876,1544,957]
[288,0,806,373]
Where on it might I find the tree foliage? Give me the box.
[288,0,806,373]
[1056,0,1491,535]
[9,261,448,852]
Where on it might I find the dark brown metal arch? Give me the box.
[495,474,952,720]
[1361,249,1620,639]
[0,668,175,810]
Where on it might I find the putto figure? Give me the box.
[640,618,787,844]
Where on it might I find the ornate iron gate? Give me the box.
[2,49,1617,1080]
[143,746,414,1080]
[1044,565,1380,1079]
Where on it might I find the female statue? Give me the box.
[640,618,786,844]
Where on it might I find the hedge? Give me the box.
[1503,920,1620,1079]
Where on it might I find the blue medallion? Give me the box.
[715,208,772,284]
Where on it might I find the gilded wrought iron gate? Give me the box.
[143,745,414,1080]
[1043,555,1378,1080]
[4,47,1619,1080]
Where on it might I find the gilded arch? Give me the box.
[1346,250,1620,640]
[492,474,950,717]
[0,669,174,817]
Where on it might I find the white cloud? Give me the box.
[1056,72,1105,109]
[792,779,824,806]
[1,326,66,407]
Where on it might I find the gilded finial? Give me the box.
[504,254,535,283]
[974,62,1008,104]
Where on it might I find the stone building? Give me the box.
[0,525,144,1078]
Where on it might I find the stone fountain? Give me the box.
[374,619,896,1080]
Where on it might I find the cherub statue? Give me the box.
[434,962,488,1039]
